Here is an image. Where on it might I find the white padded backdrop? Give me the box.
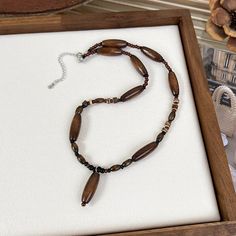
[0,25,220,235]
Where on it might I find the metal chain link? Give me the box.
[48,52,84,89]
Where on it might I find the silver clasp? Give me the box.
[48,51,84,89]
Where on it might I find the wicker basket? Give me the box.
[212,85,236,137]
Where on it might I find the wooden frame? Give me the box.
[0,9,236,236]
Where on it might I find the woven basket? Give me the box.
[212,85,236,137]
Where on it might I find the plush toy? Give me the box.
[206,0,236,51]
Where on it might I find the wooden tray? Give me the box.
[0,9,235,236]
[0,0,89,16]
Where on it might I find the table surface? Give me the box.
[63,0,229,52]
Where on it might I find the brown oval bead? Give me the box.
[168,111,176,121]
[156,132,165,143]
[75,106,83,114]
[168,71,179,97]
[120,85,144,102]
[71,142,79,153]
[130,55,148,76]
[122,159,133,168]
[132,142,157,162]
[102,39,127,48]
[110,164,121,172]
[96,47,122,56]
[141,46,163,62]
[93,98,105,103]
[81,172,100,206]
[77,154,86,164]
[82,100,89,108]
[69,113,81,143]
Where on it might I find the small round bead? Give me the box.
[172,104,178,109]
[164,121,171,128]
[84,161,89,167]
[161,127,168,133]
[75,106,83,114]
[96,166,105,173]
[88,165,95,171]
[82,100,89,108]
[112,97,120,103]
[173,97,179,104]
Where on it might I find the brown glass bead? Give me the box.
[168,71,179,97]
[71,142,79,153]
[69,113,81,143]
[130,55,148,76]
[122,159,133,168]
[101,39,127,48]
[132,142,157,162]
[75,106,83,114]
[81,172,100,206]
[168,111,176,121]
[156,132,165,143]
[140,46,163,62]
[97,47,122,56]
[120,85,144,102]
[110,164,121,172]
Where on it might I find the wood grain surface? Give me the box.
[0,0,89,16]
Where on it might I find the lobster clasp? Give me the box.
[76,52,84,62]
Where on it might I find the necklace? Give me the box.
[49,39,179,206]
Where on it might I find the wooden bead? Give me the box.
[168,71,179,97]
[122,159,132,168]
[110,164,121,171]
[130,55,148,76]
[168,111,176,121]
[156,132,164,143]
[81,172,100,206]
[97,47,122,56]
[172,104,178,109]
[71,142,79,153]
[82,100,89,108]
[69,113,81,143]
[77,154,86,164]
[132,142,157,162]
[102,39,127,48]
[75,106,83,114]
[120,85,144,102]
[140,46,163,62]
[97,166,105,173]
[92,98,105,103]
